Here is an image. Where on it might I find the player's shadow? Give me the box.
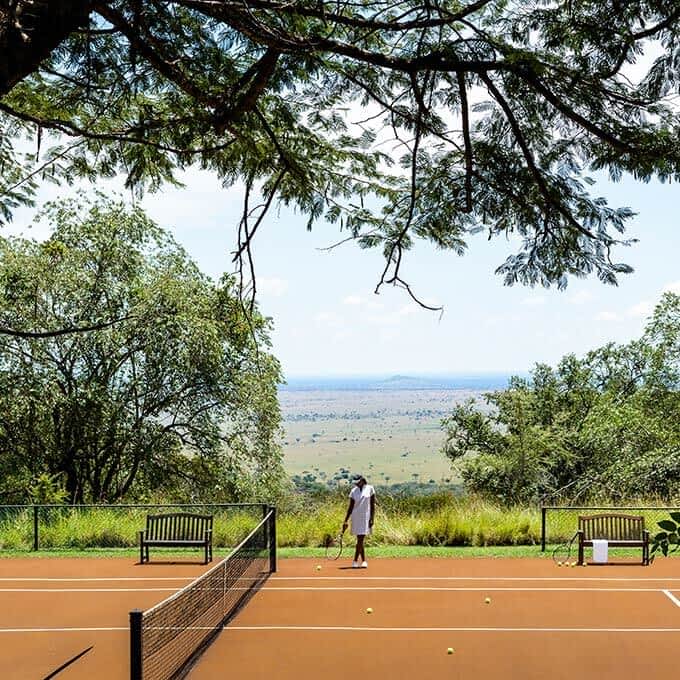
[337,566,368,570]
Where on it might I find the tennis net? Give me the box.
[130,507,276,680]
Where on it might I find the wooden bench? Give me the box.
[139,513,213,564]
[577,513,649,566]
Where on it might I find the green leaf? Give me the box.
[657,520,678,532]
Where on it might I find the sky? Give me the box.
[8,167,678,381]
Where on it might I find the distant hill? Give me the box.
[373,375,448,389]
[280,373,517,391]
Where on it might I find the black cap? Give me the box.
[351,473,365,483]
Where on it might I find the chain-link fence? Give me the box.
[0,503,271,551]
[541,506,679,551]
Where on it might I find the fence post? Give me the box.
[541,507,547,552]
[269,505,277,573]
[130,609,143,680]
[33,505,39,551]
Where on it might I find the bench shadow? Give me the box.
[583,562,648,567]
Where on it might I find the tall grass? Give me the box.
[0,507,265,551]
[278,493,541,547]
[0,494,541,551]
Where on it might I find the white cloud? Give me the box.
[568,290,594,305]
[314,311,343,327]
[596,298,657,323]
[626,301,654,318]
[257,277,289,297]
[398,304,419,317]
[343,295,363,305]
[521,295,546,307]
[595,311,621,322]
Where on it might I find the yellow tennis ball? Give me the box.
[447,647,454,655]
[366,607,373,614]
[557,561,562,567]
[316,565,322,571]
[570,561,577,567]
[484,597,491,604]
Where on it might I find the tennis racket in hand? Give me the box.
[324,527,346,560]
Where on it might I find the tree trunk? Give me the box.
[0,1,91,96]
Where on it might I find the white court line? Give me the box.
[0,627,127,633]
[272,576,680,582]
[264,586,667,593]
[0,586,668,593]
[0,588,179,592]
[0,577,195,582]
[663,590,680,607]
[2,625,680,634]
[227,625,680,633]
[0,576,672,582]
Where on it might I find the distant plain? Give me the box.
[279,387,490,486]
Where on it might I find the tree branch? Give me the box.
[0,314,132,339]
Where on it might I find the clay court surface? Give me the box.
[1,555,679,679]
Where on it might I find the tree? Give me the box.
[442,292,680,505]
[2,2,680,307]
[0,193,284,503]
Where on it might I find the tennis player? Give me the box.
[343,474,376,568]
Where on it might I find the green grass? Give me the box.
[1,493,676,555]
[279,544,547,559]
[0,544,666,561]
[278,493,542,548]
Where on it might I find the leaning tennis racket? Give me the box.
[552,531,579,566]
[324,529,345,560]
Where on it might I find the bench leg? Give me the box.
[577,540,584,566]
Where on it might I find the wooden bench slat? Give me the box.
[577,513,649,566]
[140,513,213,564]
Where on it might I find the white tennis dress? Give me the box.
[349,484,375,536]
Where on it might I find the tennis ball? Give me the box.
[571,561,577,567]
[316,565,322,571]
[447,648,454,655]
[557,561,562,567]
[366,607,373,614]
[484,597,491,604]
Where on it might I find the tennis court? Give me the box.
[1,546,679,679]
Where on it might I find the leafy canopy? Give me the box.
[2,2,680,304]
[442,292,680,505]
[0,194,284,503]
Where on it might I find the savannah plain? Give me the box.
[280,388,488,488]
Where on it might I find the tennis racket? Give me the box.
[324,529,345,560]
[552,531,579,566]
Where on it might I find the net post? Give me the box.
[33,505,39,551]
[268,505,277,573]
[130,609,143,680]
[541,506,547,552]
